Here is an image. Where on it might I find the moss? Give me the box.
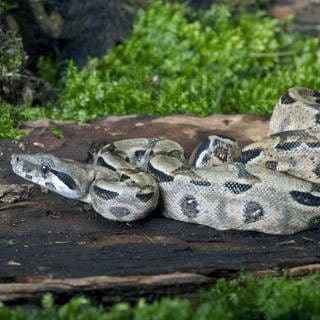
[54,0,320,121]
[1,274,320,319]
[49,125,64,139]
[1,0,320,137]
[0,104,26,139]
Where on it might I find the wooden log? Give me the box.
[1,114,320,306]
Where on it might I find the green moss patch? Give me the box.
[1,274,320,319]
[55,1,320,121]
[1,0,320,138]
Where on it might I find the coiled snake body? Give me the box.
[11,87,320,234]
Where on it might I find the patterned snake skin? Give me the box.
[11,87,320,234]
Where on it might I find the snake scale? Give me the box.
[11,87,320,234]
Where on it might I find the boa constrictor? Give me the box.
[11,87,320,235]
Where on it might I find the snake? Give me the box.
[10,87,320,235]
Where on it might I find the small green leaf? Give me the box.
[6,239,15,247]
[50,125,64,139]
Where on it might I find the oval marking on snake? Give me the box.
[235,148,262,163]
[136,192,155,202]
[275,141,302,150]
[180,195,200,218]
[110,207,131,218]
[93,186,119,200]
[265,161,278,170]
[290,191,320,207]
[243,201,264,223]
[225,181,252,194]
[281,92,296,104]
[190,180,211,187]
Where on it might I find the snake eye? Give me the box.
[40,162,51,174]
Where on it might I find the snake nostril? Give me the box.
[15,156,20,162]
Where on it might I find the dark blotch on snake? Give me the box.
[225,181,252,194]
[51,169,77,190]
[290,191,320,207]
[135,150,146,162]
[93,185,119,200]
[136,192,155,203]
[22,160,35,173]
[190,180,211,186]
[315,114,320,124]
[265,161,278,170]
[147,162,174,182]
[120,174,130,181]
[281,92,296,104]
[180,195,200,219]
[110,207,131,218]
[25,174,33,180]
[312,163,320,179]
[275,141,302,150]
[96,156,117,172]
[243,201,264,223]
[235,149,262,163]
[306,142,320,148]
[45,182,56,190]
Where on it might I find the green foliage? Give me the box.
[36,56,60,87]
[1,274,320,319]
[49,125,64,139]
[1,0,320,138]
[0,104,26,139]
[55,0,320,121]
[6,239,15,247]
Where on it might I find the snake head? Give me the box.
[11,153,93,201]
